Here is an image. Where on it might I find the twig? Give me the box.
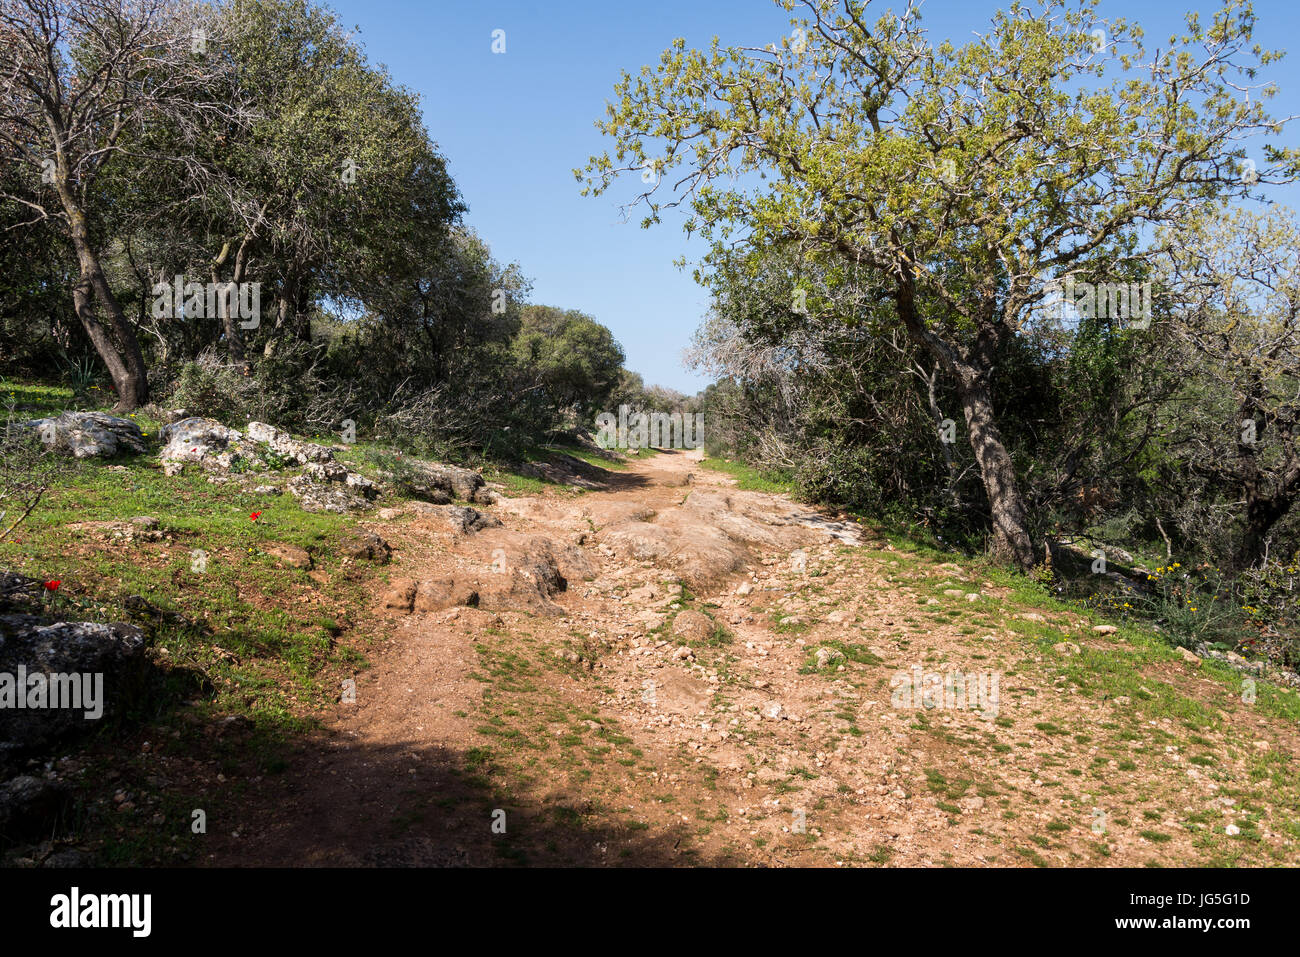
[0,486,44,542]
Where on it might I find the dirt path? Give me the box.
[203,449,1300,867]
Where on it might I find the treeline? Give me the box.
[584,0,1300,652]
[0,0,653,457]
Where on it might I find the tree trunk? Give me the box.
[59,193,149,410]
[70,269,131,400]
[921,363,961,511]
[1231,397,1300,569]
[264,273,302,357]
[211,238,251,368]
[956,368,1038,569]
[1236,492,1290,569]
[1235,445,1300,568]
[892,279,1037,570]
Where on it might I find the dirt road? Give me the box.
[204,448,1300,867]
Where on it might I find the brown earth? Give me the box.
[198,449,1300,867]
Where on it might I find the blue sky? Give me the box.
[327,0,1300,394]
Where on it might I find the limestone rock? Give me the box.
[382,460,491,504]
[446,506,502,535]
[0,776,69,846]
[245,421,336,465]
[158,417,249,470]
[26,411,145,459]
[0,615,148,766]
[381,579,419,613]
[287,475,374,513]
[414,579,480,613]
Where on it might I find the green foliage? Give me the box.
[1134,563,1243,649]
[513,306,625,420]
[698,457,791,495]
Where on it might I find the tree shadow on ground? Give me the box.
[197,731,724,867]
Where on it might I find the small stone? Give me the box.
[673,609,714,643]
[381,579,418,613]
[814,647,843,669]
[342,530,392,564]
[266,544,312,569]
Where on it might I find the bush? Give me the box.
[1237,554,1300,668]
[162,351,268,424]
[0,401,54,541]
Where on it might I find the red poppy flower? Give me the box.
[250,511,262,521]
[43,580,60,591]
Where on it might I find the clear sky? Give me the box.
[326,0,1300,394]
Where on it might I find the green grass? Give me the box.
[0,450,374,720]
[699,457,793,494]
[485,467,552,496]
[1,378,84,416]
[541,443,630,471]
[799,640,883,675]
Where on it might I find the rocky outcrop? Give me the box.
[245,422,337,465]
[445,506,502,535]
[287,470,379,514]
[672,609,715,642]
[25,412,146,459]
[591,488,861,589]
[159,419,349,487]
[158,417,253,473]
[380,460,495,505]
[0,776,69,847]
[0,614,148,768]
[150,418,514,519]
[65,516,167,544]
[266,544,313,569]
[413,578,480,613]
[382,535,586,618]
